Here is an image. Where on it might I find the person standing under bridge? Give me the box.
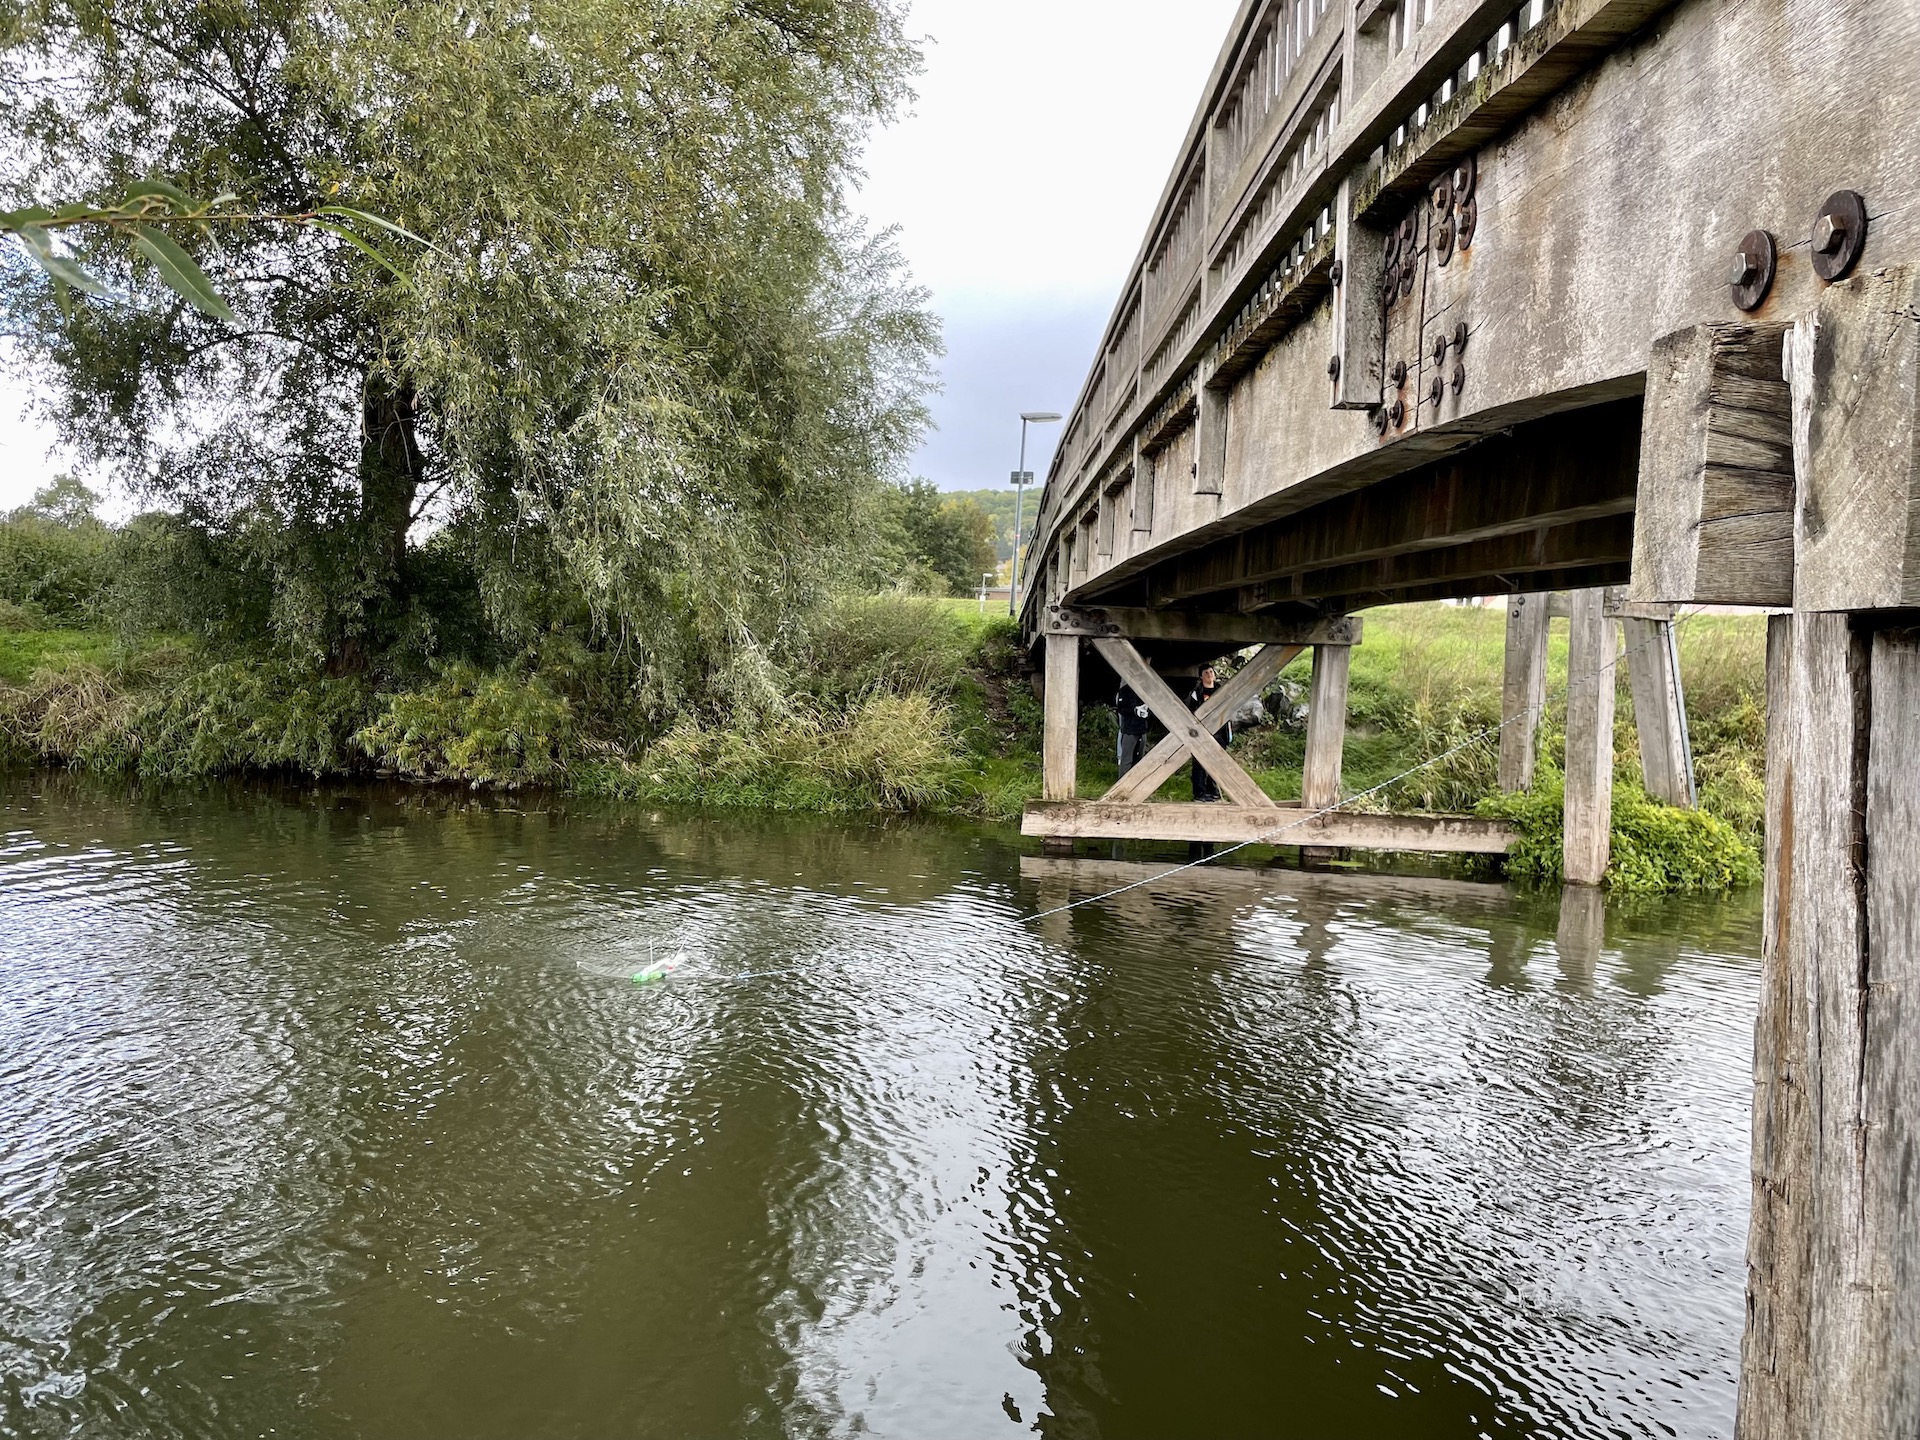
[1188,665,1230,802]
[1115,683,1151,777]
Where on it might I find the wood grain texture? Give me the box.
[1500,593,1551,792]
[1623,617,1693,806]
[1303,643,1353,810]
[1101,643,1305,805]
[1091,637,1274,809]
[1737,615,1809,1440]
[1562,587,1615,886]
[1021,801,1518,853]
[1043,633,1082,802]
[1793,267,1920,612]
[1631,322,1793,606]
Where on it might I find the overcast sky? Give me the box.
[0,0,1240,511]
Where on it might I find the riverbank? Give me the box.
[2,599,1765,892]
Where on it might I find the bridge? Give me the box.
[1015,0,1920,1430]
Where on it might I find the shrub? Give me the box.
[600,691,961,813]
[0,663,144,771]
[789,593,977,709]
[0,511,112,624]
[137,660,374,780]
[359,664,576,786]
[1478,775,1761,894]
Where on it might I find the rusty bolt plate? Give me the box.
[1390,359,1408,386]
[1372,407,1389,435]
[1432,333,1450,365]
[1457,195,1477,248]
[1453,153,1476,199]
[1431,175,1453,212]
[1810,191,1867,281]
[1434,218,1455,266]
[1451,364,1466,394]
[1328,354,1342,381]
[1388,398,1406,427]
[1730,228,1776,312]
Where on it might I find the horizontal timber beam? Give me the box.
[1022,802,1518,854]
[1296,562,1631,615]
[1152,402,1642,606]
[1242,514,1635,610]
[1044,606,1362,647]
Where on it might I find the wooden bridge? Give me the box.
[1016,0,1919,1429]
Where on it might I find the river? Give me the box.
[0,773,1761,1439]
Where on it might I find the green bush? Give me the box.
[0,511,112,624]
[789,593,978,708]
[138,660,373,780]
[1478,775,1761,894]
[359,664,576,786]
[595,691,961,813]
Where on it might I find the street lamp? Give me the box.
[1010,411,1062,617]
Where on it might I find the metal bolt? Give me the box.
[1813,212,1846,255]
[1388,399,1406,427]
[1372,408,1389,435]
[1432,333,1449,365]
[1451,364,1466,394]
[1453,321,1469,351]
[1429,374,1445,406]
[1330,259,1344,285]
[1729,250,1760,286]
[1390,359,1408,386]
[1328,354,1342,381]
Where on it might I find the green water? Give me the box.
[0,774,1761,1438]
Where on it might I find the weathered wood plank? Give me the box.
[1302,643,1352,810]
[1793,267,1920,613]
[1563,587,1614,886]
[1631,322,1793,607]
[1091,637,1274,809]
[1042,633,1081,802]
[1045,605,1361,647]
[1737,615,1809,1440]
[1623,616,1694,807]
[1021,801,1518,854]
[1499,592,1551,792]
[1102,643,1306,805]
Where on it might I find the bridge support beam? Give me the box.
[1302,642,1353,864]
[1621,615,1694,808]
[1499,593,1552,792]
[1562,587,1615,886]
[1043,633,1080,803]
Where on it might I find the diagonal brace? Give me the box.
[1094,638,1297,808]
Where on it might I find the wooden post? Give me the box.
[1738,614,1810,1440]
[1562,587,1614,886]
[1500,593,1551,792]
[1043,633,1081,803]
[1302,643,1352,810]
[1302,641,1353,865]
[1622,616,1695,807]
[1195,371,1227,497]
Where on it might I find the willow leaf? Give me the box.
[127,224,234,320]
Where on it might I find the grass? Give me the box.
[0,600,1770,893]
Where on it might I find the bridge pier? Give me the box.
[1562,588,1615,887]
[1632,271,1920,1437]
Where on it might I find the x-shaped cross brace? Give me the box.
[1094,638,1304,807]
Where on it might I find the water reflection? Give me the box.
[1,774,1759,1439]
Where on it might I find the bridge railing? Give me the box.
[1021,0,1658,623]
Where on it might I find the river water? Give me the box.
[0,774,1762,1439]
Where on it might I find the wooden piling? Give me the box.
[1562,588,1614,886]
[1499,593,1551,792]
[1623,616,1695,807]
[1043,633,1081,803]
[1302,642,1353,864]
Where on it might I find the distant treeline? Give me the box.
[942,489,1036,566]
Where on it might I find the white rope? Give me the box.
[1022,605,1700,925]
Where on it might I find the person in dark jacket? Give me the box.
[1115,683,1151,776]
[1188,665,1231,801]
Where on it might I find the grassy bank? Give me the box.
[1,599,1767,893]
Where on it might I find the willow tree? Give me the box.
[0,0,937,700]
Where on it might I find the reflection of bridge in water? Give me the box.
[1014,0,1920,1429]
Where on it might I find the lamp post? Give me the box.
[1010,411,1062,617]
